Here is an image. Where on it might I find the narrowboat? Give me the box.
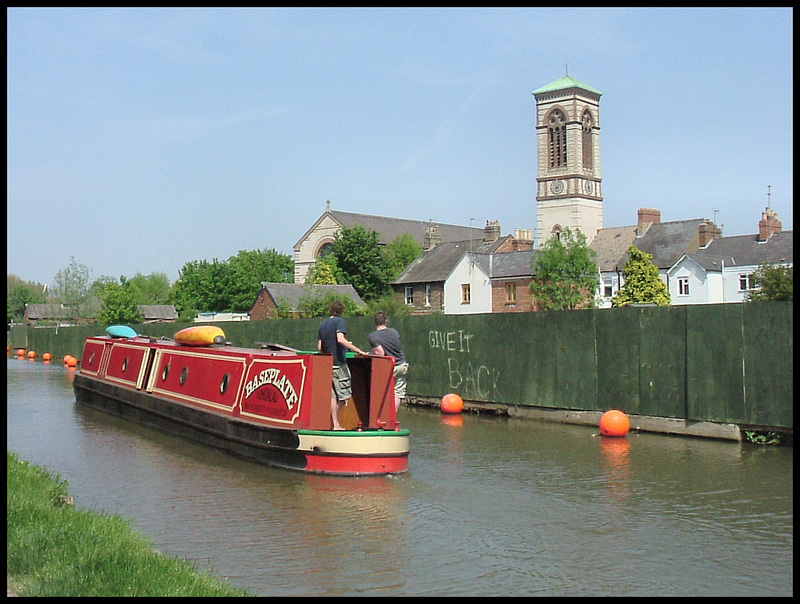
[72,326,410,476]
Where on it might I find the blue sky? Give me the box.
[7,7,793,286]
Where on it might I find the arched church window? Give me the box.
[547,109,567,169]
[582,110,593,170]
[317,242,333,259]
[552,224,563,242]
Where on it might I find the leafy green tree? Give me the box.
[385,233,423,280]
[51,257,92,319]
[611,245,670,307]
[126,272,173,305]
[297,290,365,318]
[7,275,48,324]
[98,279,142,325]
[748,263,793,302]
[530,228,598,310]
[305,254,339,285]
[363,293,413,318]
[172,249,293,316]
[332,225,395,301]
[227,248,294,310]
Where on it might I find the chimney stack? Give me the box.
[424,224,442,250]
[636,208,661,237]
[758,207,782,242]
[484,220,501,242]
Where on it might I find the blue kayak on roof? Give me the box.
[105,325,137,339]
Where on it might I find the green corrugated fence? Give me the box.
[11,302,792,429]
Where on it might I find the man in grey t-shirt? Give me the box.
[368,311,408,412]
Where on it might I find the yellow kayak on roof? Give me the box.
[174,325,226,346]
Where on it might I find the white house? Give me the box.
[665,208,792,304]
[444,254,493,314]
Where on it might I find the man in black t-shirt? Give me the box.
[318,300,367,430]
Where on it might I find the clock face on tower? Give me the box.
[550,179,565,194]
[583,180,594,195]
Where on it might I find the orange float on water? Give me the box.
[43,353,52,361]
[28,350,36,359]
[17,349,25,357]
[600,409,630,437]
[441,393,464,414]
[66,356,78,367]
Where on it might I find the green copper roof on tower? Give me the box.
[532,75,602,96]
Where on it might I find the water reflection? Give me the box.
[6,360,793,597]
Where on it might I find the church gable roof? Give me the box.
[293,205,483,249]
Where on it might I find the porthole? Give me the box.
[220,373,230,395]
[122,357,129,372]
[89,352,95,365]
[162,363,170,381]
[180,366,189,386]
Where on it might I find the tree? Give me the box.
[98,279,142,325]
[385,233,423,280]
[297,290,365,318]
[305,254,339,285]
[7,275,48,324]
[126,272,173,305]
[530,228,598,310]
[332,225,395,301]
[51,257,92,319]
[172,249,294,316]
[611,245,670,307]
[227,248,294,311]
[748,263,793,302]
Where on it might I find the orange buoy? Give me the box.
[28,350,36,359]
[600,409,630,437]
[43,353,52,361]
[66,356,78,367]
[17,349,25,357]
[441,393,464,414]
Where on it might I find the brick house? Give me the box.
[249,282,365,320]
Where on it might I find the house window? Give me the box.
[603,279,613,298]
[505,282,517,303]
[678,277,690,296]
[739,273,754,291]
[547,109,567,168]
[461,284,471,304]
[404,286,414,306]
[425,284,432,307]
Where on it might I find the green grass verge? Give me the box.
[7,451,254,597]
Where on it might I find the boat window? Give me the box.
[220,373,230,394]
[180,366,189,386]
[162,363,170,381]
[122,357,129,372]
[89,352,95,365]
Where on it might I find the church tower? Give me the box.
[533,74,603,246]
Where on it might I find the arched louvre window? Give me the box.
[582,110,593,169]
[547,109,567,168]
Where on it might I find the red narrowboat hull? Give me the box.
[73,335,409,476]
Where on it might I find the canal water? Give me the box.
[7,359,793,597]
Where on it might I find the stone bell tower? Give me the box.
[533,73,603,246]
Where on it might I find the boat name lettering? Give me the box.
[245,368,298,408]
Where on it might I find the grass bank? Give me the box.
[6,451,254,597]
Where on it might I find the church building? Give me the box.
[533,74,603,246]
